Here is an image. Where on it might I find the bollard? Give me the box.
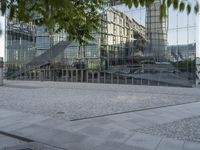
[0,57,3,86]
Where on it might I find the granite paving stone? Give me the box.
[126,133,162,150]
[183,141,200,150]
[94,141,150,150]
[156,138,184,150]
[46,130,87,149]
[10,124,63,142]
[0,134,27,149]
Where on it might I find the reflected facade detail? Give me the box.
[145,0,167,61]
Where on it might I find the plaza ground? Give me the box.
[0,80,200,149]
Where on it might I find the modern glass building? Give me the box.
[4,0,199,87]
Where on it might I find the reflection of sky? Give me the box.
[113,2,196,45]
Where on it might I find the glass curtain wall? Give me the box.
[5,0,198,87]
[110,0,196,87]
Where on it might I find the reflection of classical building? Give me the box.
[167,43,196,61]
[57,7,146,70]
[5,7,146,75]
[145,0,167,61]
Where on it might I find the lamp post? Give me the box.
[0,57,3,86]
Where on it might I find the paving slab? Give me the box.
[94,140,149,150]
[183,141,200,150]
[125,133,162,150]
[10,124,62,142]
[0,134,27,149]
[45,130,87,149]
[157,138,184,150]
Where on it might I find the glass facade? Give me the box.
[4,0,199,87]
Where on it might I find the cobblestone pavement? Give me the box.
[136,115,200,143]
[0,80,200,120]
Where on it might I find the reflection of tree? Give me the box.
[173,59,195,73]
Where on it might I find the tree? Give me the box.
[0,0,199,44]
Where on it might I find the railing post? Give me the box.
[86,70,89,83]
[39,69,42,81]
[71,69,73,82]
[81,70,84,82]
[132,77,134,85]
[104,72,106,83]
[76,69,78,82]
[117,76,119,84]
[0,57,3,86]
[97,72,100,83]
[66,69,68,82]
[111,73,113,84]
[125,76,127,84]
[92,71,94,83]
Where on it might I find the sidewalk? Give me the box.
[1,101,200,150]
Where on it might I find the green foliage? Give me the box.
[194,1,199,14]
[0,0,105,45]
[179,2,185,12]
